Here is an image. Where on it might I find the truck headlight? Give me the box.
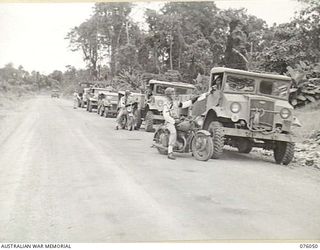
[230,102,241,113]
[280,108,291,119]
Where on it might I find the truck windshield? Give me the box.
[224,75,255,93]
[154,85,192,95]
[175,88,192,95]
[155,85,166,94]
[259,80,289,99]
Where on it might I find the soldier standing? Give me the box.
[115,90,131,130]
[73,91,79,109]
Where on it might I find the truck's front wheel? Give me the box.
[273,141,294,165]
[207,121,224,159]
[135,109,142,130]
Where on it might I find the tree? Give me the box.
[94,2,134,77]
[66,15,103,80]
[219,8,267,70]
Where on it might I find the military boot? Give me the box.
[168,153,176,160]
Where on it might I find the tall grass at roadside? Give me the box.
[293,100,320,140]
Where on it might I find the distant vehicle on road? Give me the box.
[51,89,60,98]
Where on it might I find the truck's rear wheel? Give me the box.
[135,109,142,130]
[145,111,154,132]
[273,141,294,165]
[207,121,224,159]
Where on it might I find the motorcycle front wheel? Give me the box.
[191,132,214,161]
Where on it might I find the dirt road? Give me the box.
[0,96,319,242]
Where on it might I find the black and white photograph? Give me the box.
[0,0,319,245]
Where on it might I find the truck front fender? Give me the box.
[203,108,227,129]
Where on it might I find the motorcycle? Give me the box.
[153,116,214,161]
[118,102,139,131]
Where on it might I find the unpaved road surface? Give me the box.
[0,96,319,242]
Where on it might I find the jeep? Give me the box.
[141,80,196,132]
[192,67,300,165]
[86,87,110,112]
[97,92,118,118]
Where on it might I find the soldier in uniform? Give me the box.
[115,90,131,130]
[163,87,208,160]
[73,91,80,109]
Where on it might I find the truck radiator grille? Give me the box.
[250,99,274,130]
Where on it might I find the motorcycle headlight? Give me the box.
[195,117,204,127]
[230,102,241,113]
[280,108,291,119]
[157,100,164,107]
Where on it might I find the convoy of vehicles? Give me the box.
[68,67,299,164]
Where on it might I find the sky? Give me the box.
[0,0,303,74]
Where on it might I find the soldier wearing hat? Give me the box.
[163,87,208,160]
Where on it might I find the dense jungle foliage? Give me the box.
[1,0,319,108]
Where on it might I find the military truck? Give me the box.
[141,80,196,132]
[191,67,300,165]
[86,87,110,112]
[97,92,118,118]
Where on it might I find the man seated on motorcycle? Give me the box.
[163,87,208,160]
[115,90,131,130]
